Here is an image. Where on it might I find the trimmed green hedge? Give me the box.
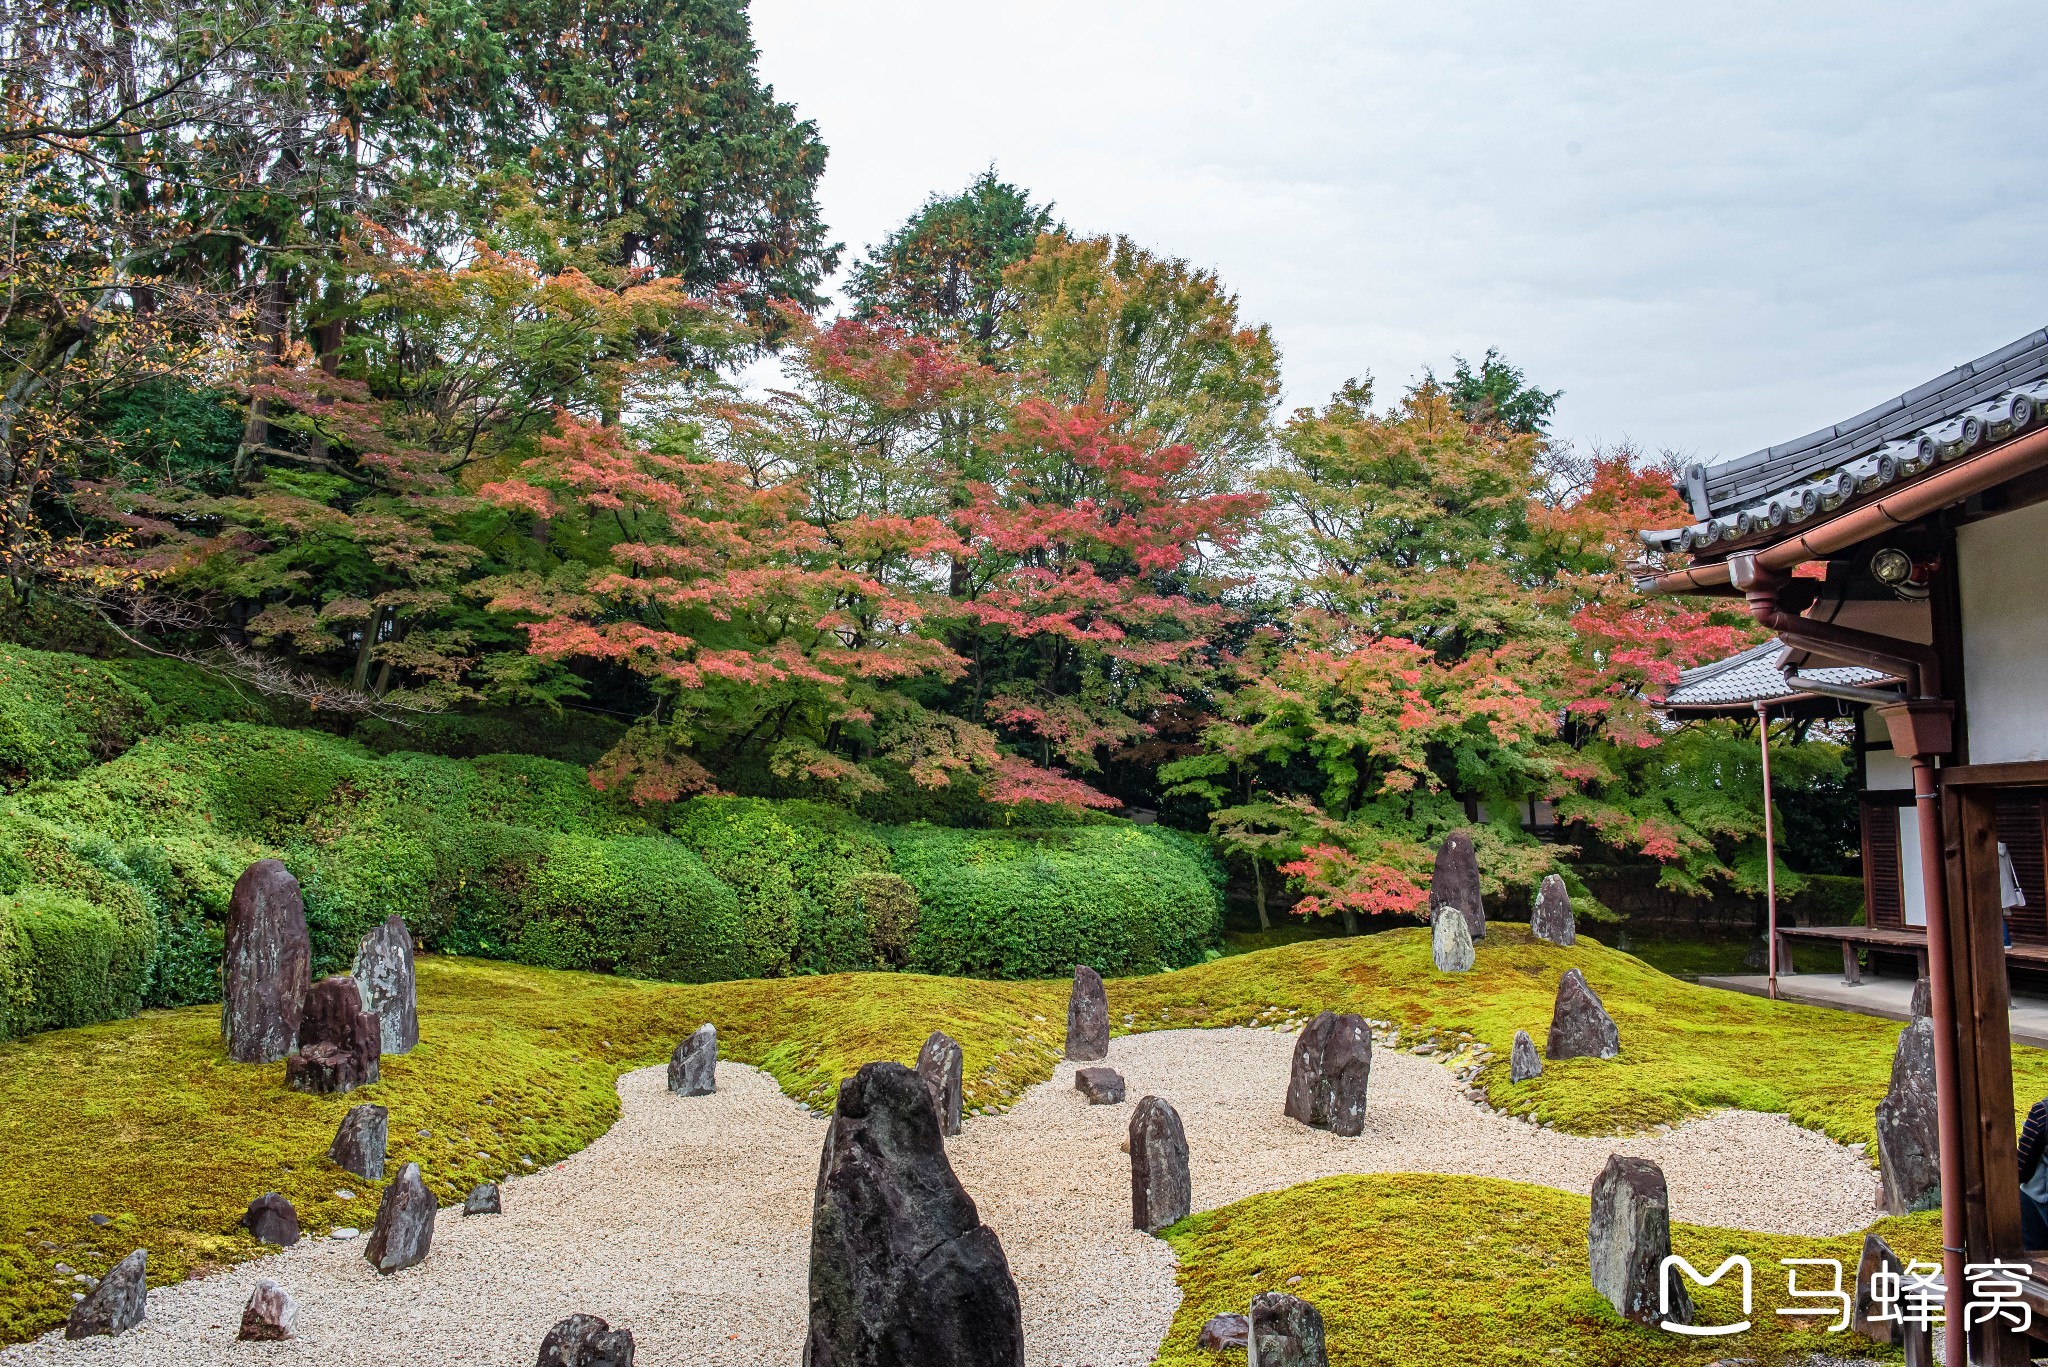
[0,885,155,1038]
[887,824,1224,978]
[511,834,747,982]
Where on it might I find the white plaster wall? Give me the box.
[1959,498,2048,764]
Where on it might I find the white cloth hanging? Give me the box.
[1999,841,2027,910]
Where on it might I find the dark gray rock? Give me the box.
[1284,1011,1336,1125]
[1851,1231,1902,1345]
[1130,1095,1191,1233]
[1196,1312,1248,1351]
[537,1313,636,1366]
[1530,874,1575,946]
[1431,907,1474,973]
[805,1061,1024,1366]
[237,1279,297,1341]
[1510,1029,1544,1083]
[242,1192,300,1247]
[463,1183,501,1216]
[1876,1017,1941,1215]
[1075,1066,1125,1105]
[222,860,311,1064]
[1248,1291,1327,1367]
[668,1023,717,1097]
[1588,1154,1687,1326]
[329,1103,388,1181]
[363,1161,434,1274]
[1065,965,1109,1061]
[1546,968,1620,1061]
[1910,976,1932,1019]
[64,1249,145,1339]
[1429,830,1485,940]
[1313,1015,1372,1138]
[917,1030,964,1136]
[352,914,419,1055]
[286,975,381,1094]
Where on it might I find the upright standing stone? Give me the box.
[1910,977,1932,1019]
[64,1249,146,1339]
[1065,965,1109,1061]
[1284,1012,1336,1125]
[1529,874,1575,946]
[1851,1231,1902,1345]
[1313,1015,1373,1138]
[537,1313,636,1367]
[329,1103,389,1180]
[1429,830,1485,940]
[352,914,418,1054]
[1431,907,1475,973]
[1546,968,1620,1061]
[1588,1154,1687,1326]
[242,1193,300,1247]
[917,1031,964,1136]
[1247,1291,1328,1367]
[1510,1029,1544,1082]
[1876,1017,1941,1215]
[1130,1096,1192,1233]
[286,975,381,1093]
[222,860,311,1064]
[668,1023,717,1097]
[238,1280,297,1342]
[806,1062,1024,1366]
[363,1161,434,1274]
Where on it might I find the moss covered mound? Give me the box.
[1156,1173,1937,1366]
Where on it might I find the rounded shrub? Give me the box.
[0,884,156,1040]
[0,645,160,791]
[886,824,1224,979]
[511,834,747,983]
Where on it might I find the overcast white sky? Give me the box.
[748,0,2048,465]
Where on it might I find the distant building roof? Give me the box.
[1662,638,1893,714]
[1640,327,2048,556]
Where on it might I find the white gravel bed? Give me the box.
[3,1026,1878,1366]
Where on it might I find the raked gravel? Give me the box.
[4,1026,1880,1366]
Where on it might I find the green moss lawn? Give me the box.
[5,924,2044,1344]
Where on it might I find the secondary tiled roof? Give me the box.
[1640,327,2048,555]
[1662,638,1892,711]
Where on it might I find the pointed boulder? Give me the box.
[1284,1011,1337,1125]
[329,1103,389,1180]
[363,1161,435,1274]
[1852,1231,1903,1345]
[1547,968,1619,1061]
[917,1030,964,1136]
[668,1023,717,1097]
[1530,874,1575,946]
[1589,1154,1687,1326]
[1248,1291,1329,1367]
[1510,1029,1544,1082]
[352,914,418,1054]
[222,860,311,1064]
[238,1279,297,1341]
[1876,1017,1940,1215]
[1429,830,1485,940]
[64,1249,146,1339]
[1130,1095,1192,1233]
[806,1062,1024,1366]
[1065,965,1109,1061]
[1432,908,1475,973]
[537,1313,636,1366]
[287,975,381,1093]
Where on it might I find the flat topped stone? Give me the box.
[1546,968,1619,1061]
[917,1030,964,1136]
[806,1061,1024,1366]
[1130,1095,1191,1233]
[1589,1154,1686,1326]
[329,1103,388,1180]
[1431,907,1474,973]
[242,1192,300,1247]
[1196,1312,1248,1351]
[668,1023,717,1097]
[1075,1066,1125,1105]
[1065,965,1109,1061]
[222,859,311,1064]
[364,1162,434,1275]
[238,1279,297,1342]
[537,1313,636,1366]
[1249,1291,1328,1367]
[1529,873,1575,946]
[353,914,419,1054]
[64,1249,145,1339]
[1313,1014,1373,1138]
[1430,830,1485,940]
[288,975,381,1094]
[1510,1029,1544,1082]
[1876,1016,1940,1215]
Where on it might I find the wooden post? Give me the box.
[1841,939,1862,985]
[1757,701,1780,1000]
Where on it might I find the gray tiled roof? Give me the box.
[1663,638,1891,710]
[1640,327,2048,555]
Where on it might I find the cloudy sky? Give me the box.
[749,0,2048,465]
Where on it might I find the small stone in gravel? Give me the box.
[668,1023,717,1097]
[1074,1066,1125,1105]
[1129,1096,1191,1233]
[1065,965,1109,1061]
[329,1228,358,1240]
[1851,1231,1901,1345]
[536,1312,636,1366]
[1547,968,1620,1060]
[1429,830,1485,940]
[918,1031,965,1136]
[1529,873,1575,946]
[1283,1012,1335,1126]
[64,1248,144,1339]
[222,859,312,1065]
[363,1162,434,1274]
[1431,907,1475,974]
[287,975,382,1094]
[1510,1030,1544,1082]
[806,1061,1024,1365]
[463,1183,501,1216]
[238,1279,297,1341]
[1248,1291,1328,1367]
[1876,1018,1940,1216]
[352,913,419,1054]
[1589,1154,1686,1326]
[1314,1015,1373,1138]
[1196,1311,1248,1350]
[329,1102,389,1180]
[242,1192,300,1247]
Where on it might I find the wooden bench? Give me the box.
[1782,925,2048,984]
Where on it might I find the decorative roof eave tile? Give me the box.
[1660,638,1892,711]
